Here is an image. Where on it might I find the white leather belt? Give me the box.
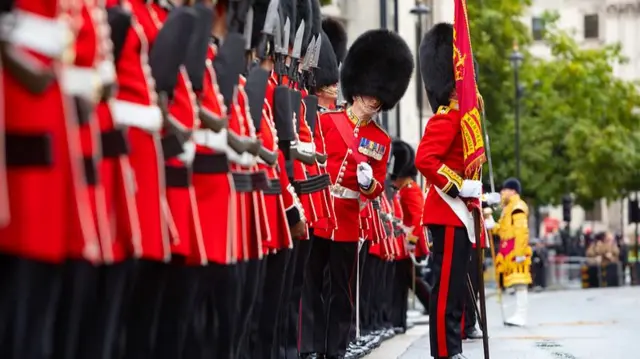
[1,10,73,58]
[61,66,101,100]
[112,100,163,132]
[330,185,360,199]
[193,129,227,152]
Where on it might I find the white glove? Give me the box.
[484,216,496,230]
[515,256,527,263]
[357,162,373,188]
[486,192,501,205]
[459,180,482,198]
[177,140,196,164]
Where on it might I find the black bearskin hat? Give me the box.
[251,0,268,49]
[340,29,414,111]
[280,0,312,51]
[309,0,322,38]
[322,17,347,63]
[298,0,313,55]
[313,31,339,93]
[389,139,417,180]
[280,0,296,47]
[419,22,454,113]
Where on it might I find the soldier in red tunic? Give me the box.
[74,2,143,358]
[54,1,117,357]
[388,139,431,328]
[416,23,484,359]
[0,1,103,357]
[302,29,413,359]
[299,27,343,357]
[145,2,214,358]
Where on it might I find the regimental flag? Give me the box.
[453,0,486,178]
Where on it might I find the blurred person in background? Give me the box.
[586,232,620,266]
[530,238,548,291]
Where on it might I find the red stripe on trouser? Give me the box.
[437,226,455,357]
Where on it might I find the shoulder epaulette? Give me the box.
[436,105,451,114]
[372,120,390,138]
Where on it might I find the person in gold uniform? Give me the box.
[485,178,531,327]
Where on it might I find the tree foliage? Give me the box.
[467,4,640,206]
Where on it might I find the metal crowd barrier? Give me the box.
[546,255,588,290]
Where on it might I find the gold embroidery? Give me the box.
[437,105,451,114]
[436,165,463,190]
[461,107,484,159]
[361,179,377,195]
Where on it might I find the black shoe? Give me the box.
[393,326,406,334]
[299,354,320,359]
[464,327,484,340]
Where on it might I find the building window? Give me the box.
[584,14,599,39]
[532,17,544,41]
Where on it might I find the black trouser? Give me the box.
[76,261,131,359]
[245,258,267,359]
[153,256,200,359]
[392,259,411,331]
[532,258,546,288]
[183,263,240,359]
[349,241,368,342]
[0,256,62,359]
[463,248,480,333]
[280,237,313,359]
[359,252,376,334]
[300,236,359,357]
[367,256,383,332]
[122,259,167,359]
[411,263,431,314]
[428,225,471,359]
[254,249,290,359]
[381,262,395,329]
[235,258,263,359]
[300,237,330,354]
[53,259,95,359]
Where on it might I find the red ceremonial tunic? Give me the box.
[191,44,236,265]
[415,102,466,229]
[398,179,429,257]
[0,0,101,263]
[299,90,328,227]
[96,0,141,264]
[62,0,115,260]
[237,75,268,259]
[258,75,292,253]
[392,193,408,259]
[112,0,170,262]
[313,110,391,242]
[312,107,336,233]
[149,3,206,264]
[290,93,314,238]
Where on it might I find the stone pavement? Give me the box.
[369,286,640,359]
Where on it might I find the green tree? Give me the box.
[467,4,640,206]
[465,0,532,192]
[517,13,640,206]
